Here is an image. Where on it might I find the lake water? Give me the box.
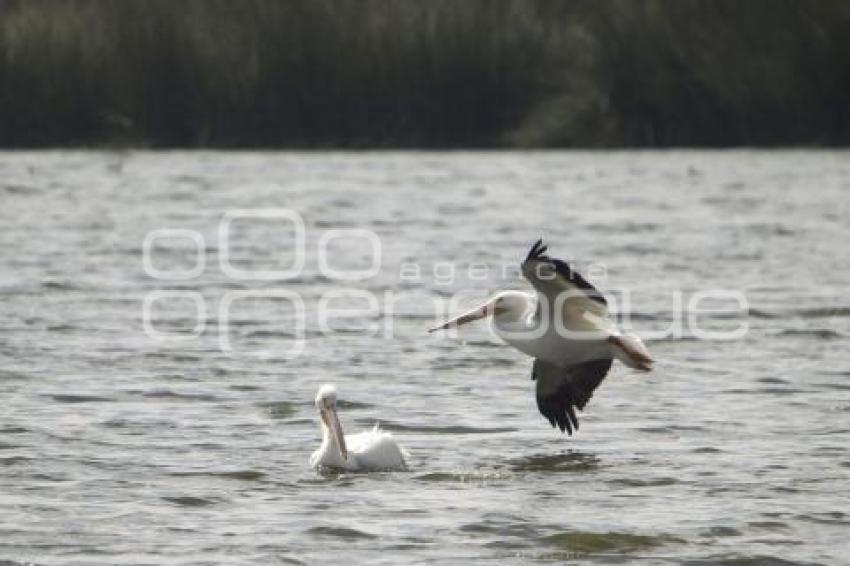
[1,151,848,564]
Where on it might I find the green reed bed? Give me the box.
[0,0,847,147]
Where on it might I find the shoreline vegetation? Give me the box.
[0,0,848,149]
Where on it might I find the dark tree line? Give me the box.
[0,0,847,147]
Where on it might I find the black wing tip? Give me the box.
[523,238,608,307]
[538,399,579,435]
[534,358,612,436]
[526,237,548,262]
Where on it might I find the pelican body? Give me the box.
[310,385,407,471]
[430,239,653,435]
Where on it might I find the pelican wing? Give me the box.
[532,358,613,434]
[347,426,407,471]
[521,238,610,332]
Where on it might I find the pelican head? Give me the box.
[315,384,348,463]
[428,290,532,332]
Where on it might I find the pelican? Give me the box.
[430,239,653,434]
[309,384,407,471]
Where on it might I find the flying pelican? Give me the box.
[429,239,653,434]
[309,384,407,471]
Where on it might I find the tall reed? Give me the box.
[0,0,847,147]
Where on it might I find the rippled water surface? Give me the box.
[1,151,849,564]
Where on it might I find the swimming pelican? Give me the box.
[430,239,653,434]
[309,384,407,471]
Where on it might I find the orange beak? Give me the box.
[428,302,491,333]
[321,405,348,461]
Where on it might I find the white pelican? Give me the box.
[430,239,653,434]
[309,384,407,471]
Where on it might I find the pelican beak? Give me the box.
[429,302,491,332]
[322,405,348,462]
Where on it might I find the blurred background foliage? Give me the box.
[0,0,847,147]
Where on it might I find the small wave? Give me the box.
[746,223,796,236]
[644,335,702,344]
[748,308,780,319]
[757,377,789,384]
[540,530,677,554]
[162,495,218,507]
[815,382,850,391]
[720,386,809,395]
[3,183,39,194]
[46,323,79,332]
[748,521,791,532]
[609,477,679,487]
[620,222,660,233]
[48,394,114,403]
[306,526,377,540]
[612,244,662,255]
[509,452,600,473]
[245,329,298,339]
[747,536,803,546]
[432,357,518,370]
[336,399,374,410]
[170,469,267,481]
[701,526,742,537]
[100,418,131,429]
[141,389,221,401]
[140,352,204,365]
[795,511,849,525]
[40,280,81,291]
[719,252,764,261]
[0,456,32,466]
[818,369,850,377]
[284,274,335,285]
[637,425,706,434]
[370,219,401,227]
[0,370,29,380]
[750,307,850,320]
[692,553,810,565]
[215,470,267,480]
[454,339,506,349]
[415,471,467,482]
[459,516,539,538]
[754,387,809,395]
[775,329,843,339]
[170,174,206,185]
[258,400,298,419]
[791,307,850,318]
[376,422,516,434]
[298,472,358,485]
[392,313,437,321]
[414,471,509,483]
[189,442,227,450]
[588,221,659,233]
[615,312,668,321]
